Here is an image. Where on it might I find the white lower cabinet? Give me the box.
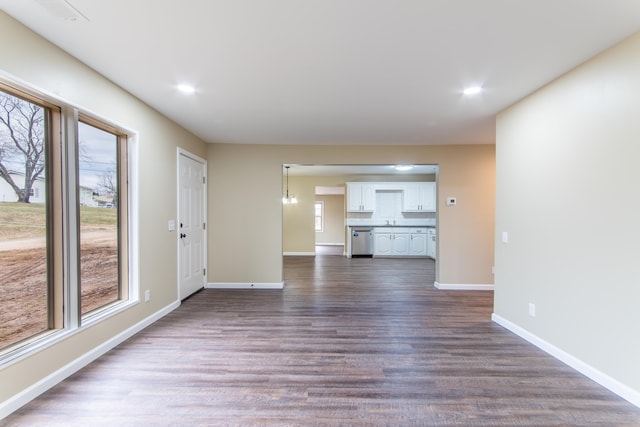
[409,229,427,256]
[373,233,393,256]
[374,228,426,257]
[392,233,410,256]
[427,228,436,259]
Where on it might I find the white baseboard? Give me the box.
[0,300,180,420]
[206,282,284,289]
[434,281,494,291]
[283,252,315,256]
[492,313,640,409]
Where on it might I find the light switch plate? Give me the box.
[168,220,175,231]
[446,197,456,206]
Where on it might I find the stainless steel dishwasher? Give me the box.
[351,227,373,257]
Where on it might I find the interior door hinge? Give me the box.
[203,222,206,230]
[203,176,206,184]
[203,268,206,276]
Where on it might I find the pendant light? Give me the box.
[283,166,298,204]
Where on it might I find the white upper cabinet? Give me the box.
[347,182,376,212]
[402,182,436,212]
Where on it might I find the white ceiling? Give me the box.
[2,1,640,146]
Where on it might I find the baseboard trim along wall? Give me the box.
[434,282,494,291]
[0,300,181,420]
[206,282,285,289]
[492,313,640,409]
[283,252,315,256]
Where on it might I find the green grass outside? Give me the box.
[79,205,118,227]
[0,202,116,239]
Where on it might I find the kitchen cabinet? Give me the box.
[427,227,436,259]
[347,182,376,212]
[402,182,436,212]
[373,232,393,256]
[409,228,428,256]
[373,228,410,256]
[392,233,410,256]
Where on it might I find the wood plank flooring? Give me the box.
[4,256,640,426]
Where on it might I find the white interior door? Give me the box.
[178,151,206,300]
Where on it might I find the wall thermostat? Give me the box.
[446,197,456,206]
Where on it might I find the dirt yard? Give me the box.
[0,239,118,349]
[1,203,119,350]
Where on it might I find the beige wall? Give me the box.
[282,175,316,253]
[495,32,640,394]
[315,195,345,246]
[207,144,495,285]
[0,12,206,404]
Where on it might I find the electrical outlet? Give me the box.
[144,290,150,302]
[528,303,536,317]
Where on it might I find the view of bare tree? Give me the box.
[0,92,45,203]
[96,166,117,207]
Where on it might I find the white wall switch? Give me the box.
[528,303,536,317]
[168,220,175,231]
[501,231,508,243]
[446,197,456,206]
[144,290,150,302]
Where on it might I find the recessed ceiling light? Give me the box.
[395,165,414,171]
[177,84,195,94]
[463,86,482,96]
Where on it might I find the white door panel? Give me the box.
[179,152,206,300]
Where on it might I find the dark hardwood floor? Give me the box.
[4,256,640,426]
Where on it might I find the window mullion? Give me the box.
[62,106,81,329]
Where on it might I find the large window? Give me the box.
[0,82,133,356]
[78,120,128,316]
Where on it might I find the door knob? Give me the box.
[180,233,186,239]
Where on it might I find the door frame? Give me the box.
[176,148,207,301]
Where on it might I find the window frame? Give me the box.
[0,77,139,365]
[314,201,324,232]
[77,116,130,319]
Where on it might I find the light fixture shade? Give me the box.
[283,165,298,204]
